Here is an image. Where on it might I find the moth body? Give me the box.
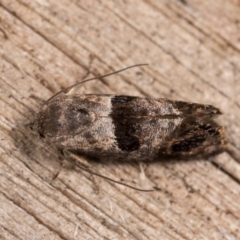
[34,93,226,161]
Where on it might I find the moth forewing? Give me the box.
[32,65,227,190]
[35,92,226,161]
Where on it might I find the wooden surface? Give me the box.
[0,0,240,239]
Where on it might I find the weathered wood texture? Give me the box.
[0,0,240,239]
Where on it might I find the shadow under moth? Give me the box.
[31,65,227,190]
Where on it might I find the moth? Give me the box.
[31,65,226,164]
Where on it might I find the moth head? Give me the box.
[34,95,96,140]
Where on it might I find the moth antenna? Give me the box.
[75,163,154,192]
[44,63,148,105]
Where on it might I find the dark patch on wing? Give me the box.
[158,115,225,158]
[198,123,219,136]
[111,96,140,151]
[172,136,205,152]
[111,95,137,104]
[170,117,220,153]
[174,101,222,116]
[77,108,89,115]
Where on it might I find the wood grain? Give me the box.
[0,0,239,239]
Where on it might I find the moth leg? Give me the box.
[63,150,154,192]
[52,150,66,180]
[62,150,92,169]
[28,94,45,105]
[52,149,76,180]
[88,173,100,194]
[62,150,101,192]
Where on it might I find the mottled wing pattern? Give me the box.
[36,94,226,161]
[110,95,226,160]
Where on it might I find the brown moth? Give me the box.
[31,66,226,163]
